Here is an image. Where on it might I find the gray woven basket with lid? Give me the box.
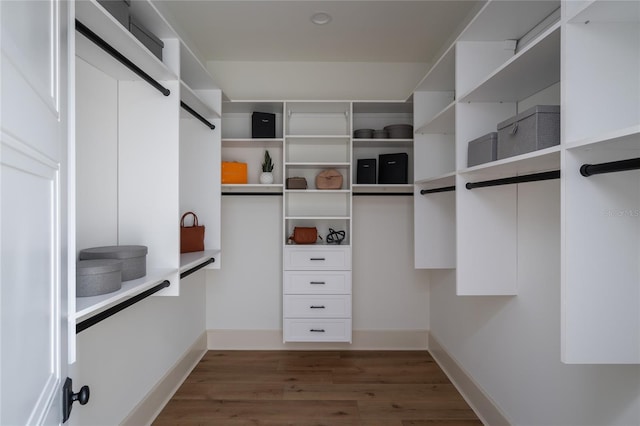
[79,245,147,281]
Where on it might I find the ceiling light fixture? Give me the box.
[310,12,332,25]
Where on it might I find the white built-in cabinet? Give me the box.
[413,0,639,363]
[219,100,413,342]
[74,0,221,326]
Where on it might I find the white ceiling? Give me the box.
[159,0,481,63]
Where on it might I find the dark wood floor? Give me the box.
[153,350,483,426]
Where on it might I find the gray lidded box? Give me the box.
[129,15,164,61]
[97,0,130,29]
[79,245,147,281]
[467,132,497,167]
[497,105,560,160]
[77,259,122,297]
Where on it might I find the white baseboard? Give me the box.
[121,332,207,426]
[207,329,429,350]
[428,333,511,426]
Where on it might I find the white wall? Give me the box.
[68,273,207,425]
[428,180,640,425]
[206,194,430,344]
[206,61,428,101]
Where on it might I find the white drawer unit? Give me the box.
[284,271,351,294]
[284,246,351,270]
[284,295,352,318]
[284,319,352,342]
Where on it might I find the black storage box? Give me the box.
[98,0,130,29]
[378,153,408,184]
[252,112,276,138]
[129,15,164,61]
[357,159,376,184]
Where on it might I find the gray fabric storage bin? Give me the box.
[97,0,130,29]
[77,259,122,297]
[467,132,497,167]
[497,105,560,160]
[129,15,164,60]
[79,245,147,281]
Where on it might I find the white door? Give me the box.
[1,0,71,424]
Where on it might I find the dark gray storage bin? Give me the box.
[79,245,147,281]
[384,124,413,139]
[77,259,122,297]
[497,105,560,160]
[467,132,497,167]
[98,0,130,29]
[129,15,164,60]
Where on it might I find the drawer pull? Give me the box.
[310,305,326,309]
[310,329,325,333]
[310,281,326,285]
[310,257,326,261]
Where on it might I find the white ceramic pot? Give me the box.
[259,172,274,184]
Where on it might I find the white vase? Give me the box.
[259,172,274,184]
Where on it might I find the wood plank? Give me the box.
[152,350,482,425]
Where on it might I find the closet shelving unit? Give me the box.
[352,101,414,195]
[221,101,284,194]
[282,101,353,342]
[414,0,638,364]
[74,0,221,329]
[561,0,640,364]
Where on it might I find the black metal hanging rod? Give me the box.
[466,170,560,190]
[420,186,456,195]
[222,192,283,196]
[580,157,640,177]
[76,280,170,334]
[180,101,216,130]
[180,258,215,279]
[75,20,171,97]
[353,192,413,196]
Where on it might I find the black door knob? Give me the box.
[63,377,90,423]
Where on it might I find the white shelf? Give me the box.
[285,189,351,193]
[568,0,640,23]
[286,162,350,168]
[415,102,456,135]
[179,249,221,273]
[75,267,176,323]
[459,146,561,180]
[285,216,351,220]
[222,184,283,193]
[566,125,640,151]
[352,139,413,148]
[179,40,219,91]
[459,24,560,103]
[286,135,351,139]
[75,0,177,82]
[352,184,414,194]
[415,172,456,189]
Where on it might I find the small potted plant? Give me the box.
[260,150,274,184]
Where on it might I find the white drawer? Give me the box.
[284,246,351,270]
[284,295,351,318]
[284,271,351,294]
[284,318,352,342]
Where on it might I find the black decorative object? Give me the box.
[326,228,346,245]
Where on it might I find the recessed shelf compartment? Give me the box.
[459,24,560,103]
[415,101,455,135]
[76,0,176,83]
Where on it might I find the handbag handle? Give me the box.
[180,211,199,227]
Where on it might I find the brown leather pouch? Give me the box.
[290,227,318,244]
